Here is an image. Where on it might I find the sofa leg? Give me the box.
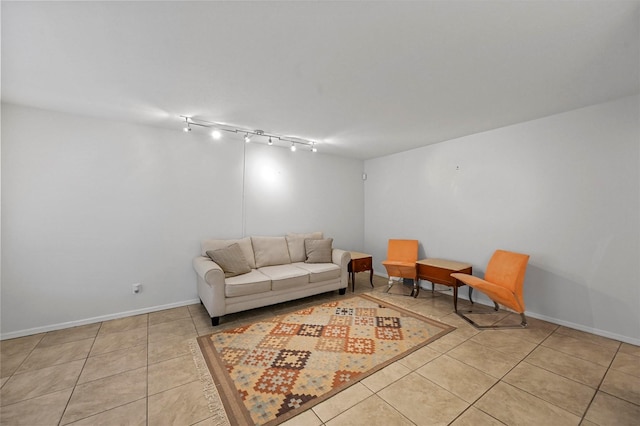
[211,316,220,326]
[339,288,346,295]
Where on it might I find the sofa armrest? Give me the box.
[332,249,351,288]
[193,256,226,320]
[332,249,350,267]
[193,256,224,286]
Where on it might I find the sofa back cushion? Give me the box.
[206,243,252,278]
[305,238,333,263]
[286,232,323,263]
[252,236,292,268]
[201,237,256,269]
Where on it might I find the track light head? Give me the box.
[211,130,222,140]
[268,137,273,146]
[183,117,192,132]
[311,143,317,153]
[290,143,296,152]
[244,134,251,143]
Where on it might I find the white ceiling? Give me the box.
[2,1,639,159]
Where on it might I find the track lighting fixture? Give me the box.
[180,116,317,153]
[183,117,192,132]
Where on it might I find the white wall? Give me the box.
[1,104,365,337]
[364,95,640,344]
[243,143,364,249]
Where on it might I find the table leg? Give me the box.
[369,269,374,288]
[453,285,459,312]
[413,276,420,298]
[350,272,355,292]
[468,286,473,304]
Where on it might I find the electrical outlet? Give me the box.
[132,283,141,294]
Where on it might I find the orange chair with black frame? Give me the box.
[381,239,420,297]
[451,249,530,328]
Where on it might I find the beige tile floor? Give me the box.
[1,275,639,425]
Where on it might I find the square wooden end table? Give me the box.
[348,252,374,292]
[416,258,473,311]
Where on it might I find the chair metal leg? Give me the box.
[385,277,415,297]
[456,304,528,329]
[519,313,528,327]
[385,278,395,293]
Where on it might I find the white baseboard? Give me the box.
[522,311,640,346]
[373,272,640,346]
[0,299,200,340]
[454,293,640,346]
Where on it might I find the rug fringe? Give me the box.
[190,338,231,426]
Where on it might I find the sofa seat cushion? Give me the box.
[225,269,271,298]
[293,262,341,283]
[259,264,309,291]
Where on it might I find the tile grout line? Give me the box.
[423,331,500,425]
[57,322,102,426]
[587,342,640,412]
[542,326,623,423]
[2,333,46,381]
[60,318,150,425]
[501,326,619,423]
[445,319,559,424]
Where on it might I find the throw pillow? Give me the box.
[206,243,252,278]
[286,232,323,263]
[251,236,292,268]
[305,238,333,263]
[201,237,256,269]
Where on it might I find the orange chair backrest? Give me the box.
[386,239,419,263]
[484,250,530,294]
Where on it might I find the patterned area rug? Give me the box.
[196,294,454,426]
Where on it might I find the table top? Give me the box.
[416,258,472,270]
[349,251,372,260]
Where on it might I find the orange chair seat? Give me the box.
[381,260,416,279]
[451,273,524,313]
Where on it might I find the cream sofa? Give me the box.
[193,233,350,326]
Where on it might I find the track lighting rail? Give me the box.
[180,116,317,152]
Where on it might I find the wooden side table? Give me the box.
[416,258,473,311]
[348,252,374,292]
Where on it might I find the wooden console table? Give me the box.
[416,258,473,311]
[348,252,374,292]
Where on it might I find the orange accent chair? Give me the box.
[451,249,530,328]
[382,239,419,296]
